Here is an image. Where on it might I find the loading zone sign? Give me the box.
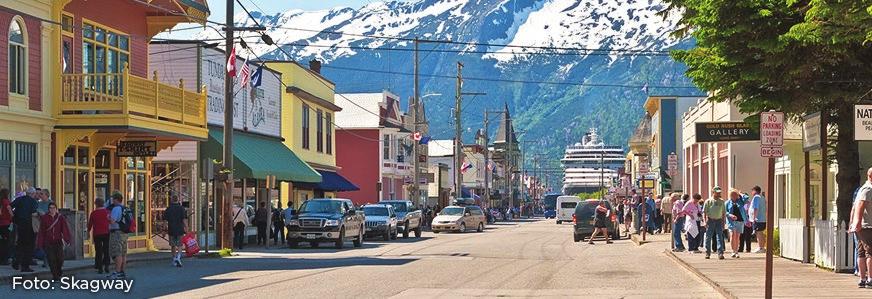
[855,105,872,141]
[760,111,784,158]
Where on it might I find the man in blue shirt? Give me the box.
[10,188,38,272]
[749,186,767,253]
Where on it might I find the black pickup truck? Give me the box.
[286,198,365,249]
[380,200,423,238]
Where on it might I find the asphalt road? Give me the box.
[0,219,718,298]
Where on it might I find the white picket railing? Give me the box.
[814,219,856,272]
[779,218,807,261]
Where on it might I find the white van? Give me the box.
[555,195,582,224]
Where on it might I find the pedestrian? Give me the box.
[164,195,187,267]
[232,203,249,250]
[738,193,754,253]
[588,201,613,245]
[726,189,748,258]
[671,193,686,252]
[683,193,703,253]
[107,192,129,279]
[36,202,71,280]
[0,189,11,265]
[271,205,284,245]
[622,199,632,234]
[255,202,268,246]
[630,190,641,233]
[11,187,38,272]
[850,167,872,288]
[662,194,673,234]
[749,186,768,253]
[645,192,656,235]
[87,197,110,274]
[654,195,664,233]
[703,186,727,260]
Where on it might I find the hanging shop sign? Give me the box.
[695,121,759,143]
[854,105,872,141]
[116,141,158,157]
[802,112,821,151]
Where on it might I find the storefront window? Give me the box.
[77,170,89,211]
[15,142,36,193]
[64,147,75,165]
[63,169,75,210]
[0,140,10,191]
[77,145,89,166]
[126,172,147,235]
[62,145,90,211]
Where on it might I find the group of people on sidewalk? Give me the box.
[667,186,768,260]
[1,187,71,279]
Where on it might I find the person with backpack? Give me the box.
[255,202,268,246]
[271,205,284,246]
[232,203,249,250]
[87,197,110,273]
[108,192,131,279]
[36,202,71,280]
[164,195,187,267]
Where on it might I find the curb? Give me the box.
[630,233,649,246]
[664,250,737,299]
[0,255,168,283]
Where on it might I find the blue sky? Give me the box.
[205,0,411,22]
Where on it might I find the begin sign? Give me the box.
[760,146,784,158]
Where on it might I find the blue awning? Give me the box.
[315,170,359,192]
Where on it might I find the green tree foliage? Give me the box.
[576,188,608,200]
[661,0,872,223]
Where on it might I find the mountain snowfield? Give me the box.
[190,0,699,174]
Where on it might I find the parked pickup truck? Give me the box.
[286,198,365,249]
[380,200,423,238]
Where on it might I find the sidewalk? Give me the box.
[666,248,870,298]
[0,251,172,283]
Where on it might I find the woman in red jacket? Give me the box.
[36,202,71,280]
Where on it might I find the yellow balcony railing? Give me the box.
[59,65,207,134]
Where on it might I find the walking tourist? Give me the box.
[684,193,703,253]
[622,199,632,234]
[671,193,686,252]
[11,187,38,272]
[87,197,110,273]
[272,205,284,245]
[255,202,268,246]
[850,167,872,288]
[749,186,767,253]
[164,195,188,267]
[703,187,726,260]
[0,189,11,265]
[108,192,130,279]
[232,203,249,250]
[726,189,747,258]
[588,201,612,245]
[36,202,71,280]
[738,192,754,253]
[662,193,673,234]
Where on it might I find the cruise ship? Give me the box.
[561,129,625,195]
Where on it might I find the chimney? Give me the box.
[308,59,322,74]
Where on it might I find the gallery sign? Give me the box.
[695,121,759,143]
[855,105,872,141]
[116,141,157,157]
[202,48,282,137]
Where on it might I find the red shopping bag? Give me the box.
[182,232,200,257]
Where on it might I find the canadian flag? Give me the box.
[226,47,237,77]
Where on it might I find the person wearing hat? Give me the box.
[703,186,727,260]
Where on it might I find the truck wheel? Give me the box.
[310,242,319,248]
[414,225,422,238]
[390,226,398,240]
[335,229,345,249]
[402,222,410,238]
[573,233,581,242]
[353,226,364,247]
[383,226,391,241]
[477,222,484,232]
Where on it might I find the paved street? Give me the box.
[0,219,716,298]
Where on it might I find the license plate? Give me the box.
[304,234,317,239]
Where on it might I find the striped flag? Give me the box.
[239,61,251,87]
[461,160,473,173]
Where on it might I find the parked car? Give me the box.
[362,204,398,241]
[431,205,486,233]
[572,199,620,242]
[286,198,365,249]
[380,200,423,238]
[556,195,582,224]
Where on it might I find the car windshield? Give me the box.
[299,201,343,213]
[385,202,408,212]
[440,207,464,216]
[363,206,389,216]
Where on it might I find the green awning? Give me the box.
[202,128,321,183]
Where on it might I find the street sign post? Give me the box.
[760,110,783,299]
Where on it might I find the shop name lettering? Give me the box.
[857,108,872,131]
[704,123,753,136]
[118,143,155,154]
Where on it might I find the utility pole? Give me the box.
[483,110,502,209]
[220,0,235,250]
[454,62,463,199]
[412,38,420,206]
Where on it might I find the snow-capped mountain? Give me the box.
[193,0,699,163]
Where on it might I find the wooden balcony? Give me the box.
[58,66,207,140]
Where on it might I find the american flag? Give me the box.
[239,61,251,87]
